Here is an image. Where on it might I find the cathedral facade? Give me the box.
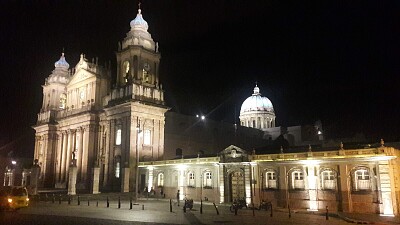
[33,8,168,193]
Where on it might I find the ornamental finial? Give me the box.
[380,138,384,147]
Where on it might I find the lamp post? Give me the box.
[135,120,142,200]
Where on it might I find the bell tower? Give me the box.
[116,4,160,88]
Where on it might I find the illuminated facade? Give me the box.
[140,143,400,215]
[33,7,168,193]
[29,5,400,216]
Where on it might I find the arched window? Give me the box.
[291,170,304,189]
[353,168,371,191]
[59,93,66,109]
[157,173,164,187]
[187,171,195,187]
[203,171,212,188]
[265,170,277,189]
[321,169,336,190]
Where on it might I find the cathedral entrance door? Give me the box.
[230,171,245,202]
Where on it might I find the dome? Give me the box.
[240,85,274,113]
[130,9,149,31]
[54,53,69,69]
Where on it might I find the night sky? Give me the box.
[0,0,399,156]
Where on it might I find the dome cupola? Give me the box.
[240,85,274,113]
[239,84,276,130]
[121,3,155,50]
[54,53,69,70]
[46,52,70,85]
[130,9,149,31]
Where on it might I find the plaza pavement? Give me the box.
[13,197,400,225]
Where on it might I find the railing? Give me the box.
[104,83,164,107]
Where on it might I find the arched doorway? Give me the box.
[229,170,245,202]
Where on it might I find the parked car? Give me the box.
[0,186,29,210]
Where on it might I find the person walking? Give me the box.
[176,189,180,206]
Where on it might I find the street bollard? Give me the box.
[326,206,329,220]
[235,206,238,215]
[200,200,203,214]
[88,199,90,206]
[213,202,219,215]
[59,195,61,204]
[270,203,273,217]
[183,205,186,213]
[142,204,144,210]
[107,196,109,208]
[130,197,132,210]
[252,203,255,216]
[96,201,98,207]
[78,196,80,205]
[45,194,48,202]
[288,205,291,218]
[68,196,71,205]
[170,199,172,212]
[52,194,55,203]
[118,196,121,209]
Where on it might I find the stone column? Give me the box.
[306,165,318,211]
[68,162,78,195]
[61,131,67,183]
[244,165,251,205]
[91,166,100,194]
[218,165,225,203]
[30,161,41,195]
[278,165,288,208]
[121,166,130,192]
[55,132,62,183]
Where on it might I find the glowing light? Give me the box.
[11,161,16,165]
[201,115,205,120]
[300,160,320,165]
[8,198,12,203]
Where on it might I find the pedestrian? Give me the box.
[176,189,180,206]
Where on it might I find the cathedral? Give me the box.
[31,6,400,216]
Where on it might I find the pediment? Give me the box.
[68,69,97,86]
[219,145,249,162]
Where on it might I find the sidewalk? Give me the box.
[27,196,400,225]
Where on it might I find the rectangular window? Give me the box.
[354,169,370,191]
[188,172,195,187]
[266,171,277,189]
[292,171,304,189]
[204,172,212,188]
[144,129,151,145]
[322,171,336,190]
[116,129,122,145]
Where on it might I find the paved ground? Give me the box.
[1,198,400,225]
